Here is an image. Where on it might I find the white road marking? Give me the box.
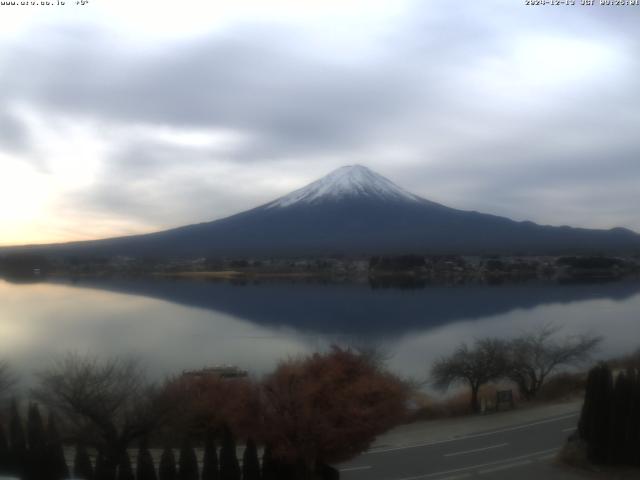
[444,442,508,458]
[339,465,372,472]
[389,447,561,480]
[478,459,532,474]
[366,413,578,455]
[562,427,576,432]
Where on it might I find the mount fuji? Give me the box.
[6,165,640,257]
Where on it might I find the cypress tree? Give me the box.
[158,447,177,480]
[178,437,199,480]
[0,423,10,474]
[578,367,596,442]
[219,426,240,480]
[117,450,135,480]
[262,445,298,480]
[578,363,613,464]
[9,399,26,477]
[242,438,261,480]
[609,372,625,464]
[74,444,94,480]
[630,368,640,466]
[201,430,219,480]
[95,450,106,480]
[27,403,46,451]
[96,449,117,480]
[46,413,70,480]
[260,445,277,480]
[611,371,635,465]
[26,403,47,480]
[316,463,340,480]
[95,449,118,480]
[136,439,158,480]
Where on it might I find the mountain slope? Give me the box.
[4,165,640,257]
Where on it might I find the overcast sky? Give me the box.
[1,0,639,246]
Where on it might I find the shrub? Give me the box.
[261,346,409,473]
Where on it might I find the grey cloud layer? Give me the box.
[1,1,639,235]
[2,28,417,159]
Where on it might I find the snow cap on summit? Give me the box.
[268,164,422,208]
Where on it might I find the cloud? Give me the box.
[0,26,419,163]
[0,109,28,153]
[1,1,640,244]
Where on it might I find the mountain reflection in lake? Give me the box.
[1,277,640,386]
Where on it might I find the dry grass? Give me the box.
[408,383,520,421]
[409,374,586,423]
[536,371,586,402]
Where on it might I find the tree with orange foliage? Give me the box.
[161,372,260,441]
[260,346,410,480]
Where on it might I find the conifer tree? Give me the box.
[94,450,106,480]
[219,426,240,480]
[628,368,640,466]
[260,445,294,480]
[46,413,70,480]
[136,439,158,480]
[578,367,596,441]
[27,403,46,452]
[261,445,277,480]
[242,438,261,480]
[117,450,135,480]
[158,447,177,480]
[316,463,340,480]
[0,423,9,474]
[9,399,26,477]
[610,372,634,464]
[26,403,47,480]
[95,449,118,480]
[74,444,95,480]
[178,438,199,480]
[578,363,613,464]
[201,430,219,480]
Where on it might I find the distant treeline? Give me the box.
[0,254,50,276]
[2,252,639,286]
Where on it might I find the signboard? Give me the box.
[496,389,514,411]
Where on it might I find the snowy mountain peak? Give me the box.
[267,165,423,209]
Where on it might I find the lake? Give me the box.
[1,276,639,388]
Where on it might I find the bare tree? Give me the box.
[506,324,602,400]
[431,338,509,413]
[32,353,176,479]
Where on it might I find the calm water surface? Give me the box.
[1,277,639,386]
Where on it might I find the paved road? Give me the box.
[339,411,581,480]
